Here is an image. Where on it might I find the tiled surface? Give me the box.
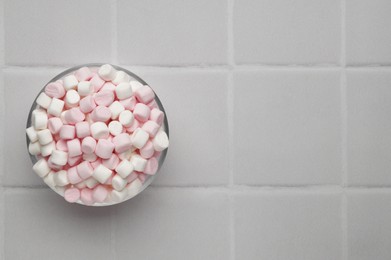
[234,192,342,260]
[1,0,391,259]
[234,0,341,64]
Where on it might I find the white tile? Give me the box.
[4,0,111,65]
[4,69,62,186]
[347,70,391,185]
[234,0,341,64]
[234,192,342,260]
[346,0,391,65]
[4,189,112,259]
[117,0,228,65]
[114,188,230,260]
[133,70,229,186]
[347,191,391,260]
[233,70,341,185]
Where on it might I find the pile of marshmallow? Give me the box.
[26,64,169,205]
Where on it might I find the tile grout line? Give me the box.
[110,0,118,64]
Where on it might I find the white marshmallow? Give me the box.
[118,149,134,161]
[115,159,134,178]
[83,153,98,162]
[60,111,68,124]
[29,141,41,155]
[50,150,68,166]
[127,179,142,198]
[112,175,127,191]
[130,154,147,172]
[65,89,80,107]
[85,177,99,189]
[54,186,65,196]
[112,71,131,85]
[63,75,78,90]
[26,126,38,142]
[41,141,55,157]
[47,98,65,117]
[109,101,125,119]
[36,92,52,109]
[111,189,128,203]
[98,64,117,81]
[32,110,48,130]
[32,158,50,178]
[77,81,94,96]
[130,80,143,93]
[108,121,123,136]
[93,164,112,184]
[37,129,53,145]
[119,110,134,127]
[153,131,169,151]
[131,128,149,149]
[75,181,87,189]
[115,82,133,100]
[43,171,56,187]
[54,170,69,186]
[90,122,110,139]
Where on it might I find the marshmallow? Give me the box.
[54,170,69,186]
[115,159,134,178]
[92,185,108,203]
[64,107,85,124]
[112,71,131,85]
[135,85,155,104]
[26,126,38,142]
[93,165,112,184]
[119,96,136,110]
[50,150,68,166]
[32,110,48,130]
[126,172,139,183]
[36,92,52,109]
[100,82,116,92]
[153,131,169,151]
[108,121,123,136]
[150,108,164,126]
[64,187,80,203]
[131,128,149,149]
[112,133,132,153]
[102,153,120,170]
[56,139,68,152]
[75,121,90,138]
[147,99,158,109]
[83,152,98,162]
[94,90,114,106]
[63,75,78,90]
[90,73,105,92]
[48,117,63,134]
[119,110,134,127]
[37,129,53,145]
[95,139,115,159]
[109,101,125,119]
[130,80,143,93]
[85,177,99,189]
[140,141,154,159]
[111,189,128,203]
[130,154,147,171]
[81,136,97,154]
[118,149,133,161]
[142,120,160,137]
[67,139,82,157]
[112,175,127,191]
[133,103,150,122]
[47,98,65,117]
[33,158,51,178]
[45,82,65,98]
[59,125,75,140]
[68,155,82,166]
[80,188,94,205]
[115,82,133,100]
[41,141,55,157]
[75,181,87,189]
[65,89,80,107]
[90,106,111,122]
[29,141,41,155]
[75,67,93,81]
[77,81,94,96]
[127,178,142,198]
[79,95,96,113]
[90,122,109,139]
[60,111,69,124]
[98,64,117,81]
[144,157,158,175]
[43,171,56,188]
[77,161,94,179]
[67,166,82,184]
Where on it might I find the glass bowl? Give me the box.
[26,63,169,206]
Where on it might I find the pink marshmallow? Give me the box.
[135,85,155,104]
[75,121,90,138]
[45,82,65,98]
[150,108,164,126]
[81,136,97,154]
[48,117,63,134]
[47,159,62,170]
[77,161,94,179]
[126,119,140,133]
[56,139,68,152]
[68,155,82,166]
[119,96,136,110]
[100,82,115,93]
[64,187,80,203]
[147,99,158,109]
[94,90,114,107]
[95,139,115,159]
[141,120,160,137]
[74,67,93,81]
[92,185,108,203]
[102,153,120,170]
[104,173,114,185]
[90,106,111,122]
[133,103,151,122]
[67,166,83,184]
[126,172,139,183]
[64,107,85,124]
[67,139,82,157]
[59,125,75,140]
[90,73,105,92]
[91,159,102,169]
[112,133,132,153]
[140,141,154,159]
[79,95,97,113]
[80,188,94,205]
[138,173,147,183]
[143,157,158,175]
